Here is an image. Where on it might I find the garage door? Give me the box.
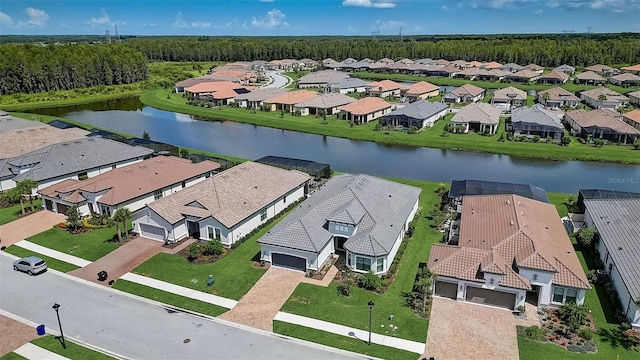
[139,223,166,241]
[45,199,53,211]
[434,281,458,299]
[272,253,306,271]
[57,203,69,216]
[465,286,516,310]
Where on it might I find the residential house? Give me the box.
[428,194,590,310]
[455,67,485,80]
[297,70,350,89]
[481,61,503,70]
[380,100,448,129]
[263,90,319,113]
[537,71,570,85]
[293,93,355,116]
[448,180,550,215]
[441,84,486,104]
[0,123,88,160]
[511,104,564,141]
[233,88,288,109]
[609,73,640,87]
[484,69,511,81]
[553,64,576,75]
[627,91,640,106]
[491,86,527,113]
[506,70,541,83]
[449,103,501,134]
[367,80,404,98]
[620,64,640,75]
[0,138,153,192]
[322,58,341,69]
[466,61,483,68]
[38,156,219,217]
[500,63,523,73]
[132,161,310,245]
[522,64,544,74]
[299,58,320,70]
[258,174,420,274]
[338,97,393,125]
[537,87,580,109]
[584,64,618,77]
[425,65,458,77]
[582,196,640,329]
[580,87,629,110]
[574,71,607,85]
[324,78,370,94]
[565,108,639,143]
[175,77,213,93]
[622,109,640,131]
[402,81,440,101]
[184,81,255,100]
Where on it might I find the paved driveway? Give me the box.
[0,315,38,356]
[0,211,65,247]
[423,297,519,360]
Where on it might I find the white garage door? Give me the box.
[139,223,166,241]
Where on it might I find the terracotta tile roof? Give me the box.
[623,109,640,125]
[264,90,318,105]
[368,80,404,92]
[405,81,439,96]
[610,73,640,82]
[523,63,544,71]
[481,61,503,70]
[566,109,640,135]
[621,64,640,72]
[452,84,485,97]
[148,161,311,227]
[185,81,247,94]
[338,97,392,115]
[294,92,355,109]
[466,61,483,68]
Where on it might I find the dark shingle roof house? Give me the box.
[380,100,448,129]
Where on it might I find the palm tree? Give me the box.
[113,208,132,242]
[18,179,38,213]
[598,94,607,108]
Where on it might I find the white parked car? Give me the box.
[13,256,48,275]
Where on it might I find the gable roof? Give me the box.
[511,104,563,129]
[147,161,310,228]
[583,199,640,302]
[39,156,219,206]
[566,109,640,135]
[539,71,570,82]
[258,174,421,256]
[0,126,89,159]
[385,100,448,120]
[327,77,370,90]
[580,87,628,103]
[339,97,392,115]
[295,92,355,109]
[621,64,640,72]
[264,90,318,105]
[405,81,439,96]
[450,103,501,125]
[507,70,540,79]
[610,73,640,82]
[584,64,614,73]
[492,86,527,101]
[452,84,485,97]
[553,64,575,73]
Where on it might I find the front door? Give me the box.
[187,221,200,239]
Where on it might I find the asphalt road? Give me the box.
[0,255,364,359]
[262,71,290,89]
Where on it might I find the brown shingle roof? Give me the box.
[539,71,570,81]
[338,97,392,115]
[621,64,640,72]
[264,90,318,105]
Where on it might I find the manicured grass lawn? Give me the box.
[4,245,80,273]
[26,227,119,262]
[112,279,228,317]
[0,200,42,225]
[31,335,115,360]
[141,88,640,164]
[279,179,442,343]
[273,321,420,359]
[0,353,27,360]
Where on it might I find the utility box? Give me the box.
[207,274,215,286]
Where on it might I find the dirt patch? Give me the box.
[0,315,39,356]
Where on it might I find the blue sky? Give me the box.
[1,0,639,36]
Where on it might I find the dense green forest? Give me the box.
[0,44,148,95]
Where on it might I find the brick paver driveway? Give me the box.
[0,211,65,247]
[0,315,38,356]
[219,266,305,331]
[423,297,519,360]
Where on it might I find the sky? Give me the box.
[0,0,639,36]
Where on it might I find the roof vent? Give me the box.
[510,220,514,226]
[618,246,623,251]
[506,200,510,204]
[124,169,131,172]
[523,222,527,227]
[139,164,146,168]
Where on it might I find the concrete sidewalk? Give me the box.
[14,343,70,360]
[274,312,425,354]
[14,240,91,267]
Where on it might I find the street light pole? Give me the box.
[52,303,66,349]
[368,300,375,345]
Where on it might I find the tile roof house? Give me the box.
[402,81,440,101]
[293,92,355,116]
[537,71,570,85]
[0,124,88,159]
[175,77,215,93]
[367,80,405,98]
[553,64,576,75]
[622,109,640,131]
[0,115,43,132]
[580,87,629,110]
[324,78,370,94]
[491,86,527,113]
[38,156,219,218]
[522,63,544,74]
[0,138,153,192]
[627,91,640,106]
[481,61,503,70]
[233,88,288,109]
[506,70,541,83]
[609,73,640,87]
[441,84,486,104]
[380,100,448,129]
[338,97,393,125]
[565,108,639,144]
[620,64,640,75]
[537,87,580,109]
[511,104,565,142]
[499,63,523,73]
[132,161,310,244]
[582,197,640,329]
[449,103,501,134]
[428,194,590,310]
[297,70,351,88]
[263,90,319,113]
[184,81,255,101]
[574,71,606,85]
[258,174,420,273]
[584,64,618,76]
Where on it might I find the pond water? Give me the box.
[32,97,640,194]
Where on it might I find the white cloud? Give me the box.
[470,0,536,9]
[0,11,13,28]
[441,5,450,11]
[141,22,156,27]
[251,8,288,28]
[17,7,49,28]
[342,0,397,8]
[191,21,211,28]
[86,8,110,26]
[534,8,544,13]
[173,11,188,28]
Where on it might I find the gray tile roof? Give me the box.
[7,138,153,183]
[386,100,448,120]
[295,93,355,109]
[298,70,350,85]
[327,78,370,90]
[511,104,563,129]
[450,103,501,125]
[0,115,42,132]
[258,174,421,257]
[584,199,640,302]
[234,88,287,102]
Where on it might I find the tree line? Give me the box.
[0,43,148,95]
[125,35,640,67]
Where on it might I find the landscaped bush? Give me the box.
[558,302,589,332]
[577,228,597,248]
[359,270,382,292]
[525,325,546,341]
[188,242,199,261]
[202,239,225,256]
[578,328,594,341]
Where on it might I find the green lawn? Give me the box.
[112,279,228,317]
[140,88,640,164]
[4,245,80,272]
[273,321,420,359]
[0,353,27,360]
[26,227,120,262]
[280,179,443,343]
[31,335,115,360]
[0,200,42,225]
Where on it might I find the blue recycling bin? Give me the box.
[36,324,45,335]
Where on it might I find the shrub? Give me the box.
[577,228,597,248]
[188,242,200,261]
[202,239,225,256]
[586,269,598,283]
[407,126,418,134]
[525,325,546,341]
[593,138,605,147]
[337,284,351,297]
[359,270,382,291]
[634,140,640,150]
[567,344,588,354]
[578,328,594,341]
[533,135,541,143]
[558,302,590,332]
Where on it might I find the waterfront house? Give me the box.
[367,80,404,98]
[449,103,501,134]
[293,93,355,116]
[297,70,350,89]
[511,104,564,141]
[233,88,288,109]
[574,71,606,85]
[565,108,639,143]
[338,97,392,125]
[380,100,448,129]
[622,109,640,131]
[506,70,541,83]
[491,86,527,113]
[402,81,440,101]
[441,84,486,104]
[263,90,319,113]
[324,78,370,94]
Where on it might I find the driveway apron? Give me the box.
[0,315,39,356]
[0,211,65,247]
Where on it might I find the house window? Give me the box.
[260,209,267,221]
[215,228,221,240]
[553,286,579,304]
[347,254,351,266]
[207,226,221,240]
[356,257,371,271]
[376,258,384,272]
[553,287,565,303]
[154,190,163,200]
[566,289,578,303]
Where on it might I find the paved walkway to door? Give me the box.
[0,211,65,247]
[423,297,519,360]
[219,266,305,331]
